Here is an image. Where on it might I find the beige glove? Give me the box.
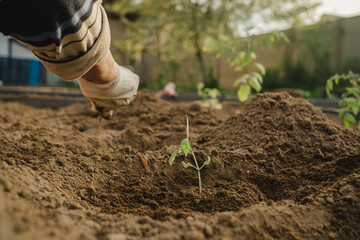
[78,65,139,119]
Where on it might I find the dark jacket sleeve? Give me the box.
[0,0,112,80]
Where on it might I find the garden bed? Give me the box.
[0,91,359,240]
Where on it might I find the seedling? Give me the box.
[204,32,289,102]
[169,114,211,194]
[197,83,222,110]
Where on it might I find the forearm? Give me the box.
[79,49,118,84]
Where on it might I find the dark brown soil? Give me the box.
[0,91,359,240]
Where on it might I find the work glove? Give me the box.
[78,65,139,119]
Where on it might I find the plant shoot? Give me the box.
[169,114,211,194]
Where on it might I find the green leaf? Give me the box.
[345,97,356,103]
[204,156,211,165]
[352,107,359,116]
[254,63,266,75]
[200,156,211,169]
[237,84,251,102]
[243,52,251,65]
[181,161,194,169]
[358,121,360,131]
[197,82,205,93]
[253,72,263,84]
[181,161,189,168]
[346,87,357,95]
[250,52,257,60]
[343,119,351,129]
[238,51,246,60]
[234,74,249,87]
[208,88,221,99]
[326,88,332,99]
[169,149,180,166]
[249,75,262,92]
[181,138,191,157]
[326,79,333,91]
[345,98,358,108]
[234,65,244,72]
[344,113,356,124]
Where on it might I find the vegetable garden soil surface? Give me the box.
[0,91,359,240]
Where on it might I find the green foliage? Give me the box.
[107,0,320,89]
[197,83,222,109]
[326,72,360,130]
[169,115,211,194]
[204,32,289,102]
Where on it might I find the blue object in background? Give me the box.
[28,60,41,86]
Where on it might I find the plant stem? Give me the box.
[191,150,202,194]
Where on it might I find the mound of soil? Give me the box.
[0,91,359,240]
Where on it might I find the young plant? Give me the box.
[197,82,222,110]
[169,114,211,194]
[204,32,289,102]
[326,71,360,130]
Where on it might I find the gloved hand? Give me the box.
[78,65,139,119]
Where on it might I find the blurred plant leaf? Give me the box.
[344,113,356,124]
[237,84,251,102]
[255,63,266,75]
[249,75,262,92]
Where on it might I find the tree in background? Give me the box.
[104,0,320,92]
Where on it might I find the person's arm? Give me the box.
[0,0,139,119]
[78,49,139,119]
[79,49,118,85]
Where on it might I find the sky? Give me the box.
[316,0,360,18]
[248,0,360,35]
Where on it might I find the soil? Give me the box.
[0,91,359,240]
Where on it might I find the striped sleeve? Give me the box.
[0,0,111,80]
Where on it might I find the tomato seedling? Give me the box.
[169,114,211,194]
